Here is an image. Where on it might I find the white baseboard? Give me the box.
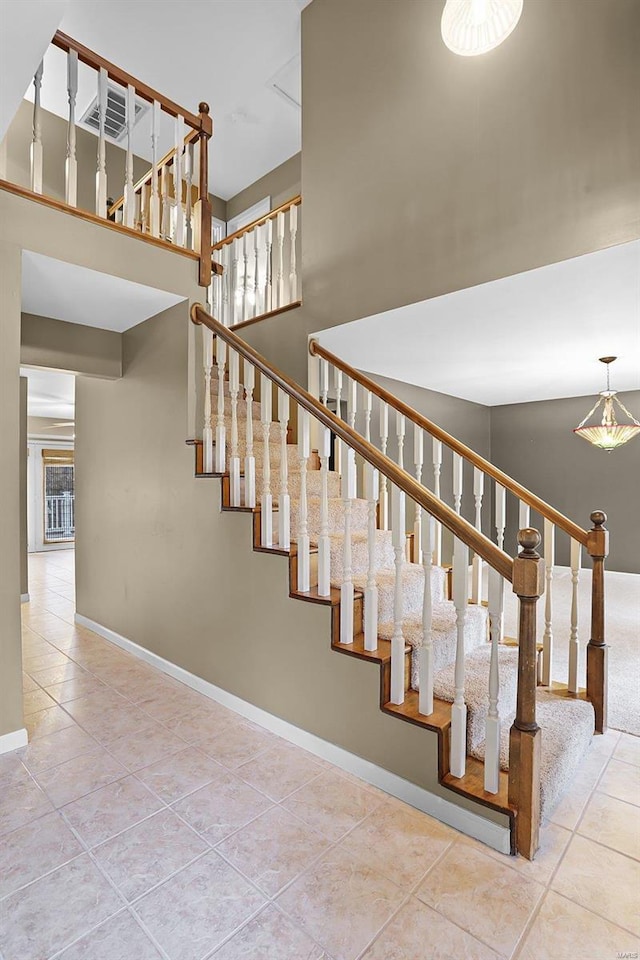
[0,727,28,755]
[75,612,511,855]
[20,593,30,603]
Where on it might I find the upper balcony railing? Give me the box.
[0,30,213,286]
[210,195,301,330]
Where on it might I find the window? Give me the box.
[42,449,75,543]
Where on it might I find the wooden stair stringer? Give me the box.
[194,453,516,846]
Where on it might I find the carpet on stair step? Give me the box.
[290,497,370,539]
[356,563,447,624]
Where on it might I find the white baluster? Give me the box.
[289,202,298,302]
[264,219,273,313]
[485,566,504,793]
[333,367,343,475]
[379,400,389,531]
[242,232,250,323]
[340,440,356,645]
[30,60,44,194]
[231,238,240,326]
[568,538,582,694]
[363,463,379,651]
[319,359,329,407]
[253,225,261,317]
[276,210,285,307]
[150,101,160,237]
[432,439,442,565]
[542,519,555,686]
[65,51,78,207]
[244,364,256,508]
[95,68,107,216]
[363,389,372,443]
[215,338,226,473]
[413,426,424,564]
[161,165,170,240]
[297,409,311,591]
[347,378,357,430]
[123,84,136,228]
[202,326,214,473]
[260,374,273,546]
[396,411,406,470]
[418,514,434,715]
[453,453,463,515]
[471,467,484,603]
[173,116,184,247]
[278,390,290,548]
[317,425,332,596]
[450,537,469,778]
[185,141,194,249]
[229,349,241,507]
[519,500,531,530]
[390,485,406,705]
[221,244,230,327]
[495,482,506,551]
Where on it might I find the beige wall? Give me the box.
[75,301,506,831]
[21,313,123,379]
[0,242,25,739]
[491,392,640,573]
[226,153,301,221]
[20,378,28,599]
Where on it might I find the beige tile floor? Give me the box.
[0,549,638,960]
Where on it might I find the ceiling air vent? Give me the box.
[80,85,147,142]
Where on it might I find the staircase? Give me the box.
[190,305,606,861]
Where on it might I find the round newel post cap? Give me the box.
[590,510,607,528]
[199,102,210,115]
[518,528,541,555]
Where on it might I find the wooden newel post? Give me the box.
[509,528,544,861]
[587,510,608,734]
[197,102,212,288]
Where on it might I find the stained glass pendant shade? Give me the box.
[574,357,640,452]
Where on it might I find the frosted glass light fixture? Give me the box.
[574,357,640,452]
[441,0,524,56]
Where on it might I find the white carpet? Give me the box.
[501,567,640,736]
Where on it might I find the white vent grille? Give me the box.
[80,86,147,142]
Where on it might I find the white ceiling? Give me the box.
[18,0,308,201]
[20,367,75,420]
[314,241,640,407]
[22,251,185,332]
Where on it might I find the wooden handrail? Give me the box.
[212,195,302,251]
[309,339,589,548]
[107,128,200,216]
[191,303,514,581]
[51,32,201,129]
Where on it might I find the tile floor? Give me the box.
[0,549,638,960]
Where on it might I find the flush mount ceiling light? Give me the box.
[574,357,640,452]
[441,0,524,56]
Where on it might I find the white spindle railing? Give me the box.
[30,60,44,194]
[333,367,343,475]
[264,219,273,313]
[485,565,504,793]
[364,463,379,651]
[418,514,434,716]
[542,518,555,686]
[65,51,78,207]
[150,101,161,237]
[568,538,581,694]
[363,389,372,443]
[241,233,250,323]
[228,349,241,507]
[244,364,256,508]
[379,400,389,531]
[471,466,484,603]
[289,202,298,302]
[96,67,108,217]
[340,440,355,645]
[396,411,406,470]
[297,410,311,591]
[123,85,136,228]
[413,426,424,564]
[173,116,184,247]
[317,425,331,597]
[319,359,329,409]
[495,482,506,551]
[276,210,285,308]
[185,141,194,249]
[450,536,469,778]
[202,325,214,473]
[390,485,406,705]
[277,390,290,548]
[519,500,531,531]
[253,226,261,316]
[215,338,226,473]
[260,374,273,546]
[432,439,442,566]
[453,453,463,515]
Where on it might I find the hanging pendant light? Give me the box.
[574,357,640,452]
[441,0,524,57]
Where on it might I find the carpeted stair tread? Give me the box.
[290,497,370,539]
[240,470,342,501]
[329,529,396,578]
[353,563,446,625]
[472,689,595,817]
